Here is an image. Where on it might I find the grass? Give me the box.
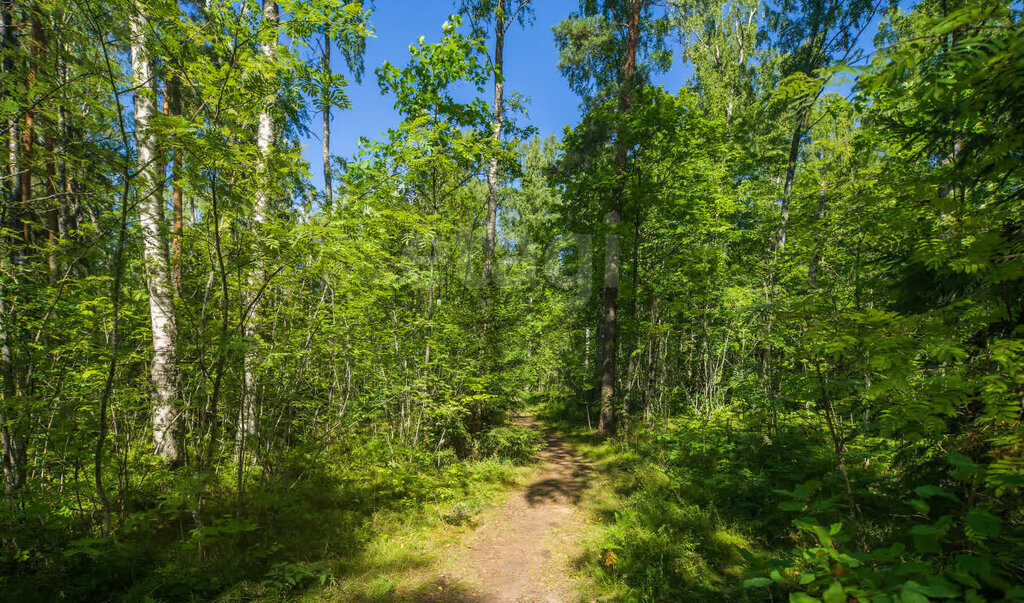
[532,403,765,602]
[11,409,834,602]
[210,456,534,602]
[3,428,548,603]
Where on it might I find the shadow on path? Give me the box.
[429,417,596,602]
[523,432,594,507]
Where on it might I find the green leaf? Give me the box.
[904,578,961,598]
[963,509,1000,538]
[823,580,846,603]
[899,591,929,603]
[954,554,991,574]
[910,524,946,536]
[947,571,980,589]
[1006,585,1024,599]
[912,533,941,554]
[907,499,930,514]
[744,577,773,588]
[813,497,837,512]
[991,473,1024,487]
[807,524,834,548]
[913,485,958,501]
[947,453,979,479]
[790,593,820,603]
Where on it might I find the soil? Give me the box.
[428,420,596,602]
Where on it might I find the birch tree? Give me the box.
[239,0,280,446]
[131,0,182,464]
[457,0,534,289]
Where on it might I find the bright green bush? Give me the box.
[477,426,546,464]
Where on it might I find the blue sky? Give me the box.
[299,0,692,186]
[298,1,893,188]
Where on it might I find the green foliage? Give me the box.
[4,0,1024,599]
[377,14,491,128]
[553,1,673,99]
[747,449,1024,602]
[477,426,546,464]
[262,561,336,594]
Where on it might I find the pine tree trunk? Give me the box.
[34,15,59,281]
[132,3,182,465]
[57,39,69,241]
[21,11,39,250]
[597,0,641,435]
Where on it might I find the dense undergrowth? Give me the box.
[535,402,1024,602]
[1,424,544,601]
[4,0,1024,600]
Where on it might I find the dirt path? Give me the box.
[432,420,595,602]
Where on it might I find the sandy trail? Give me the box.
[431,420,595,602]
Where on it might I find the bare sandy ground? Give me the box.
[428,420,596,602]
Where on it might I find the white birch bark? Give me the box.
[239,0,278,444]
[322,28,332,208]
[132,4,182,464]
[483,13,504,288]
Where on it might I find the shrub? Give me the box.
[477,426,546,464]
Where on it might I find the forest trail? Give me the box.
[429,419,596,602]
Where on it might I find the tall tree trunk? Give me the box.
[774,111,806,256]
[164,74,183,291]
[597,0,640,436]
[4,1,22,256]
[322,27,332,209]
[240,0,279,446]
[2,0,17,219]
[33,14,59,280]
[56,38,69,241]
[21,10,41,249]
[132,3,183,465]
[583,325,592,429]
[598,211,620,435]
[0,288,18,494]
[1,0,19,495]
[483,10,505,288]
[44,130,57,281]
[1,6,40,491]
[96,26,136,535]
[763,104,810,410]
[808,180,827,288]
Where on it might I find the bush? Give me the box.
[467,458,518,484]
[477,426,546,464]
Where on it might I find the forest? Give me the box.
[1,0,1023,600]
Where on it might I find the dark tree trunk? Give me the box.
[597,0,641,435]
[165,74,184,291]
